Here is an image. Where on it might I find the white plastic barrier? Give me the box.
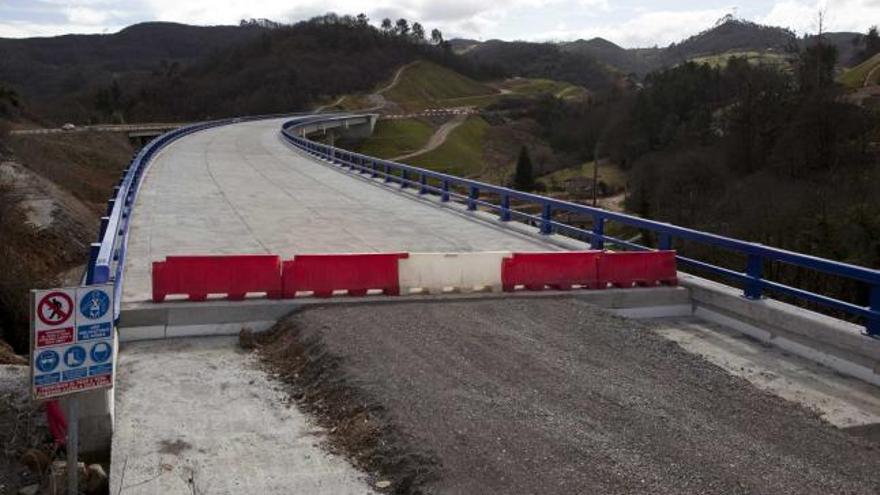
[398,252,511,294]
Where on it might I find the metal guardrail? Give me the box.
[281,117,880,336]
[85,113,333,320]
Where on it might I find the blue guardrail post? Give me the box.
[86,243,101,285]
[591,215,605,250]
[541,204,552,235]
[744,254,763,299]
[467,186,479,211]
[869,285,880,337]
[500,194,511,221]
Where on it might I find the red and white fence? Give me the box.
[150,250,677,302]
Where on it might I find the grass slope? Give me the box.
[839,52,880,89]
[688,50,792,69]
[385,61,497,111]
[502,78,590,101]
[356,118,434,159]
[539,160,627,192]
[407,116,489,176]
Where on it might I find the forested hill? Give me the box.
[663,18,796,62]
[458,18,861,77]
[0,23,265,108]
[0,16,484,124]
[458,40,619,90]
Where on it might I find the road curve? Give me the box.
[122,118,554,302]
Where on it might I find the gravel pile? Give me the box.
[258,297,880,494]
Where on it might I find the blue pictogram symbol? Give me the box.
[63,346,86,368]
[90,342,112,363]
[36,350,59,372]
[80,290,110,320]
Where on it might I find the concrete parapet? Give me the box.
[679,273,880,386]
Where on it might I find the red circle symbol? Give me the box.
[38,292,73,326]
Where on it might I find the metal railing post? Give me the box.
[467,186,479,211]
[400,170,408,189]
[98,216,110,240]
[419,174,428,195]
[591,215,604,250]
[86,243,100,285]
[441,180,450,202]
[384,163,392,183]
[744,254,763,300]
[500,194,511,221]
[371,162,378,178]
[868,285,880,337]
[540,203,553,235]
[658,233,672,250]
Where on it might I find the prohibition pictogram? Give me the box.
[37,292,73,326]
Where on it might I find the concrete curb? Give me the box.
[119,287,692,342]
[679,273,880,387]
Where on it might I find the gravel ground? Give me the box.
[258,297,880,495]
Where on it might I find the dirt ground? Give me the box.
[257,297,880,495]
[0,131,130,353]
[0,364,49,494]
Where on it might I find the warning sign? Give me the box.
[37,291,73,326]
[30,285,116,400]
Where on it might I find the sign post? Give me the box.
[30,284,115,495]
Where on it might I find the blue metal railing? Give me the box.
[85,113,331,320]
[281,116,880,336]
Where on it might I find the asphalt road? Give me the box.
[260,297,880,495]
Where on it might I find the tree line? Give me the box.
[504,31,878,317]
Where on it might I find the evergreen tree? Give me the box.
[0,86,19,116]
[411,22,425,42]
[514,146,535,191]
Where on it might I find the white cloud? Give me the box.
[0,20,120,38]
[139,0,570,35]
[66,7,115,25]
[528,8,732,47]
[760,0,880,34]
[1,0,878,42]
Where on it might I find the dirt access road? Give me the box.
[391,113,467,161]
[258,297,880,495]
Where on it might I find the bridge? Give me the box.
[64,113,880,493]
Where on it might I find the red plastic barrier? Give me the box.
[45,400,67,446]
[282,253,408,298]
[501,251,602,291]
[152,254,283,302]
[597,251,678,288]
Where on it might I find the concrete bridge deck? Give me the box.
[122,117,554,303]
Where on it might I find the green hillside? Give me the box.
[688,50,792,69]
[385,61,498,111]
[356,118,434,158]
[407,116,489,176]
[501,78,590,101]
[839,53,880,88]
[539,161,627,192]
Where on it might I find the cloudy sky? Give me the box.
[1,0,878,47]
